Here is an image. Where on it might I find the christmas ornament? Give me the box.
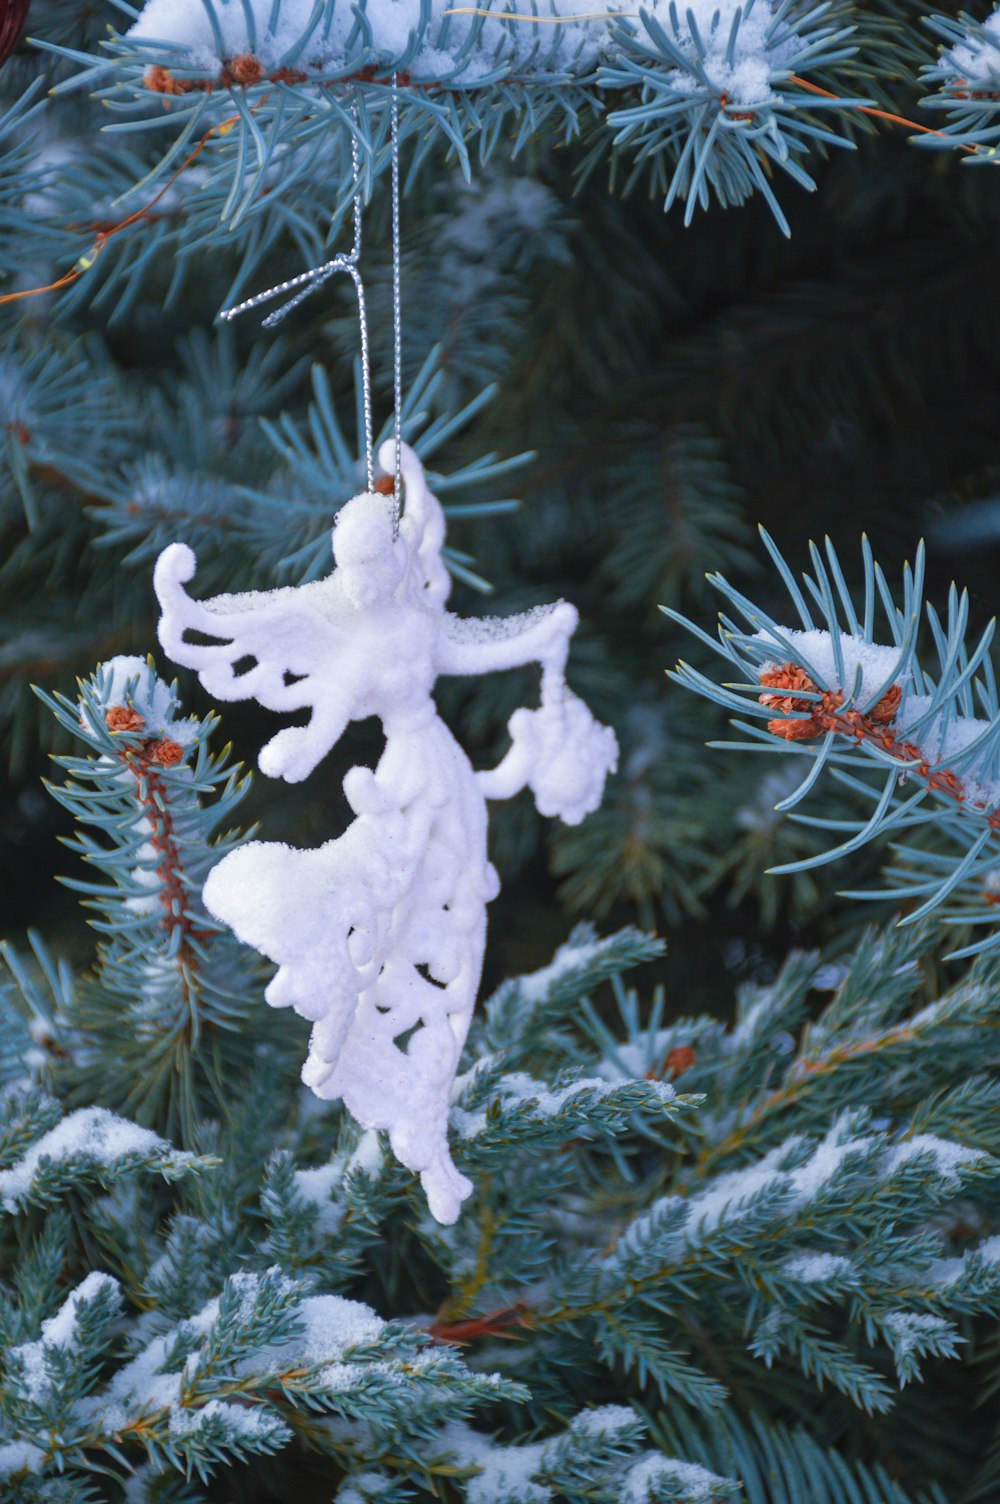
[154,440,617,1222]
[152,75,614,1221]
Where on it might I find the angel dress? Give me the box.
[154,441,617,1223]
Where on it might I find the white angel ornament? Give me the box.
[154,441,617,1222]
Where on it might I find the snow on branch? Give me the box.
[622,1453,736,1502]
[0,1106,209,1211]
[1,1266,525,1485]
[437,1407,735,1504]
[601,1112,994,1290]
[452,1069,690,1157]
[479,923,665,1055]
[2,885,999,1495]
[126,0,616,83]
[424,916,1000,1437]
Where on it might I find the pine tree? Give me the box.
[4,0,1000,1498]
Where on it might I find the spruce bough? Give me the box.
[1,661,1000,1500]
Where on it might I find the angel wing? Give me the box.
[154,543,359,782]
[155,443,447,782]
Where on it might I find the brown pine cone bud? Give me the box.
[149,739,184,767]
[227,53,265,85]
[106,706,146,733]
[664,1045,697,1076]
[768,715,822,741]
[760,663,825,740]
[869,683,902,723]
[144,65,190,95]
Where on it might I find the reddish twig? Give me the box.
[105,708,204,962]
[144,58,417,95]
[646,1044,697,1080]
[428,1301,530,1345]
[790,74,982,155]
[1,57,983,317]
[0,106,246,309]
[758,664,999,823]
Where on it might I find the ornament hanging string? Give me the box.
[220,81,406,516]
[219,116,375,493]
[390,74,403,524]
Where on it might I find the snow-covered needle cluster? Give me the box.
[923,4,1000,146]
[669,531,1000,957]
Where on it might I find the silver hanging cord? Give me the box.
[390,73,403,530]
[219,122,376,495]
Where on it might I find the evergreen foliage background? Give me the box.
[4,0,1000,1498]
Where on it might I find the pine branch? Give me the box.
[31,0,872,242]
[32,659,266,1140]
[667,531,1000,954]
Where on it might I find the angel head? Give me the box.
[378,440,452,610]
[333,492,405,608]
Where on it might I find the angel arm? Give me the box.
[154,542,356,782]
[476,733,537,802]
[435,601,579,692]
[439,599,619,823]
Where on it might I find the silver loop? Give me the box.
[219,122,376,495]
[390,73,403,533]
